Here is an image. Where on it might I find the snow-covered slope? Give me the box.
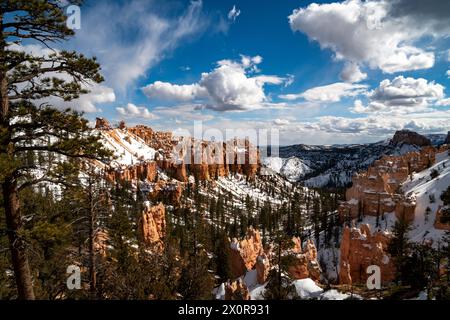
[96,128,156,167]
[263,156,312,182]
[402,150,450,243]
[352,149,450,245]
[262,133,446,188]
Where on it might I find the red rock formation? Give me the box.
[105,161,158,184]
[94,230,109,257]
[339,225,395,285]
[228,227,264,278]
[434,206,450,231]
[95,117,112,130]
[287,239,321,281]
[291,236,302,253]
[224,279,250,300]
[140,203,166,247]
[147,181,183,206]
[256,253,270,284]
[391,130,431,147]
[339,146,436,223]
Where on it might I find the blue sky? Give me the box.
[57,0,450,145]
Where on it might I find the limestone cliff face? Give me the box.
[339,146,436,223]
[391,130,431,147]
[140,203,166,247]
[228,227,265,279]
[287,239,321,281]
[339,225,395,285]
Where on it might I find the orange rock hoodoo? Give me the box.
[287,238,321,281]
[228,228,268,281]
[224,279,250,300]
[105,161,158,184]
[129,125,261,182]
[434,206,450,231]
[339,224,396,285]
[98,120,260,185]
[338,146,436,223]
[140,203,166,247]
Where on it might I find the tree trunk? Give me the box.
[88,181,97,298]
[0,72,8,120]
[3,178,35,300]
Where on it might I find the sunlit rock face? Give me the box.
[140,203,166,248]
[256,253,270,285]
[339,225,395,285]
[338,146,436,223]
[435,206,450,231]
[95,117,112,130]
[224,279,250,300]
[228,227,264,279]
[287,239,321,281]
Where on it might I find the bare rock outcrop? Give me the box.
[339,224,395,285]
[105,161,158,184]
[434,206,450,231]
[287,239,321,281]
[224,279,250,300]
[391,129,431,147]
[338,146,436,223]
[95,117,112,130]
[147,181,183,206]
[228,227,264,278]
[140,203,166,247]
[256,253,270,284]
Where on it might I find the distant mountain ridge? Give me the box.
[262,130,448,188]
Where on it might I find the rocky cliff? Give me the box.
[391,130,431,147]
[338,146,436,223]
[287,238,321,281]
[228,227,266,279]
[339,225,395,285]
[140,203,166,247]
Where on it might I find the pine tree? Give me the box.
[0,1,110,299]
[388,216,413,285]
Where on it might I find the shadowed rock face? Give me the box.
[446,132,450,144]
[391,130,431,147]
[339,225,395,285]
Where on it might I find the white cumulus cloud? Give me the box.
[288,0,439,73]
[353,76,447,113]
[142,55,289,111]
[279,82,368,102]
[116,103,158,120]
[340,62,367,83]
